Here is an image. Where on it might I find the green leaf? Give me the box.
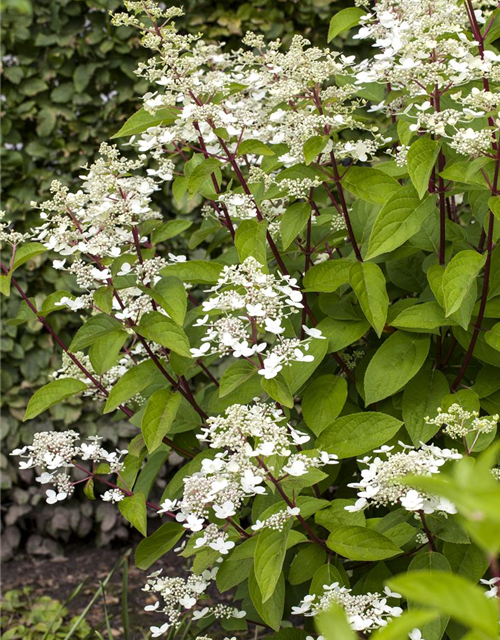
[83,478,95,501]
[328,7,366,41]
[11,242,47,271]
[288,546,327,585]
[303,135,328,164]
[366,188,437,259]
[111,107,178,138]
[219,360,258,398]
[160,260,224,284]
[235,219,268,264]
[316,601,356,640]
[442,250,485,317]
[391,301,454,333]
[371,611,439,640]
[349,262,389,337]
[254,523,291,602]
[317,412,402,458]
[248,570,284,631]
[93,287,114,315]
[261,374,294,408]
[89,330,128,375]
[118,493,147,537]
[387,571,499,639]
[41,291,74,315]
[135,522,184,569]
[73,63,97,92]
[443,543,489,583]
[24,378,88,420]
[304,258,353,293]
[135,311,191,357]
[151,220,193,244]
[0,274,11,297]
[69,314,123,352]
[283,337,329,393]
[488,195,500,222]
[310,563,345,596]
[104,360,158,413]
[407,136,441,199]
[147,276,187,326]
[364,331,430,405]
[342,167,400,205]
[484,322,500,351]
[302,374,347,436]
[280,202,311,250]
[237,139,275,156]
[188,158,221,194]
[317,316,370,351]
[327,526,402,560]
[402,368,449,445]
[315,500,366,530]
[141,388,182,453]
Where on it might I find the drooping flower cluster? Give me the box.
[425,404,498,440]
[346,443,462,514]
[292,582,403,632]
[11,432,127,504]
[191,257,324,378]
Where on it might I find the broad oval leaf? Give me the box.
[364,331,430,405]
[350,262,389,337]
[317,412,402,458]
[69,314,123,352]
[328,7,366,41]
[442,250,485,317]
[387,571,499,639]
[118,492,147,536]
[141,388,182,453]
[24,378,88,420]
[136,311,191,357]
[366,187,437,259]
[303,259,353,293]
[104,359,158,414]
[280,202,311,250]
[407,136,441,199]
[402,368,449,445]
[327,525,402,560]
[135,522,184,569]
[302,374,347,436]
[255,523,291,602]
[342,167,400,205]
[219,360,258,398]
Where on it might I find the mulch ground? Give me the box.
[1,541,185,637]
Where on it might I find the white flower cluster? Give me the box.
[191,257,324,378]
[251,506,301,532]
[292,583,403,632]
[425,404,498,440]
[51,351,137,397]
[354,0,499,91]
[0,211,31,246]
[143,567,245,635]
[109,3,386,196]
[31,143,161,261]
[11,432,127,504]
[346,443,462,514]
[156,402,337,554]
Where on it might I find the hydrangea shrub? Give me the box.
[2,0,500,638]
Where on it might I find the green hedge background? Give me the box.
[0,0,354,560]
